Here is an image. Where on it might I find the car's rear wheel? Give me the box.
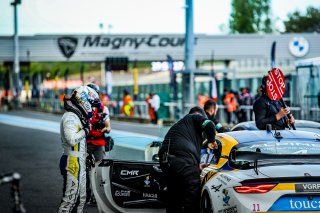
[200,190,213,213]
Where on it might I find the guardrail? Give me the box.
[23,99,63,114]
[18,98,320,123]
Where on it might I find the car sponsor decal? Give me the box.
[268,196,320,211]
[144,175,151,187]
[143,193,158,198]
[115,190,131,197]
[252,203,261,212]
[220,174,231,182]
[217,206,237,213]
[211,184,222,192]
[217,177,228,185]
[295,183,320,192]
[120,170,139,176]
[217,173,231,185]
[222,189,230,206]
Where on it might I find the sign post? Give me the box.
[266,68,296,130]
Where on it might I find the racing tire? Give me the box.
[200,190,213,213]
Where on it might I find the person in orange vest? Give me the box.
[145,93,156,123]
[197,93,209,108]
[1,89,11,106]
[59,93,65,110]
[223,89,237,125]
[120,90,134,117]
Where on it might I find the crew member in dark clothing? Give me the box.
[204,99,229,133]
[159,106,217,213]
[253,76,295,130]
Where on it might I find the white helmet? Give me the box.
[87,83,100,94]
[71,86,100,119]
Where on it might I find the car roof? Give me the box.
[223,130,320,144]
[232,121,257,130]
[295,120,320,128]
[232,120,320,131]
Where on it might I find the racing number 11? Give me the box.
[253,204,260,212]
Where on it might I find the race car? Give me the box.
[91,130,320,213]
[200,130,320,213]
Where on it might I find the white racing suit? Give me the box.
[58,112,87,213]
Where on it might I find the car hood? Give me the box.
[230,164,320,181]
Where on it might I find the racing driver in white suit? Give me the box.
[58,86,101,213]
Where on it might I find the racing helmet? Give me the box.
[87,83,100,95]
[70,86,101,119]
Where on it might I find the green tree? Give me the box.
[252,0,272,33]
[28,62,94,79]
[284,6,320,33]
[229,0,272,33]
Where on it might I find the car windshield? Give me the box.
[107,136,162,162]
[236,139,320,154]
[231,139,320,169]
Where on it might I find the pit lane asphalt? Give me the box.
[0,110,164,213]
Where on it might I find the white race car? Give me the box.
[91,131,320,213]
[200,130,320,213]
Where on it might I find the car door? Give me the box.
[108,160,166,207]
[91,136,166,213]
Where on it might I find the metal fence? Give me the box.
[20,98,320,123]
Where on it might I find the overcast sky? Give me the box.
[1,0,320,35]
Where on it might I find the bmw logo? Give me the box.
[288,36,309,57]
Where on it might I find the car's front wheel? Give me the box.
[200,190,213,213]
